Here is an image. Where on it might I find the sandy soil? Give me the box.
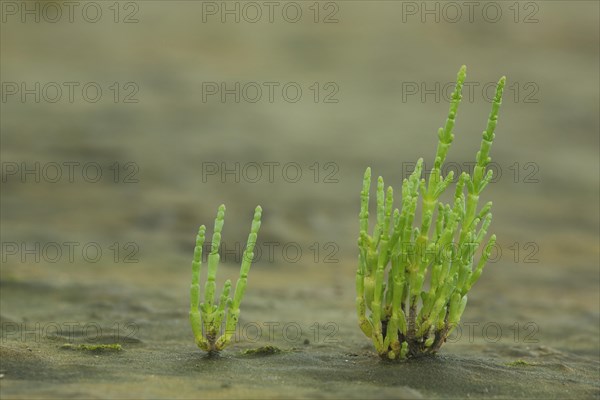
[1,257,599,399]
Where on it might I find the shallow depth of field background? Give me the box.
[1,1,599,399]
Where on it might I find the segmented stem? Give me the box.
[216,205,262,350]
[190,225,208,350]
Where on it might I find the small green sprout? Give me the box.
[60,343,122,352]
[356,65,505,360]
[190,204,262,353]
[506,359,538,367]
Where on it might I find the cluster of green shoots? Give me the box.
[356,66,505,360]
[189,204,262,353]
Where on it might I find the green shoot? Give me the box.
[190,204,262,352]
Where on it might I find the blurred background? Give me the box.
[1,1,598,398]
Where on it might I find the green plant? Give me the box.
[60,343,122,353]
[190,204,262,352]
[356,65,505,360]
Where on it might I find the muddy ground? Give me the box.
[1,1,599,399]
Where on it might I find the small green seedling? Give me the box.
[60,343,122,353]
[356,66,505,360]
[505,359,538,367]
[190,204,262,352]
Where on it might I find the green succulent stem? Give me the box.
[356,66,505,360]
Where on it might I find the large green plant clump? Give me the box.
[356,66,505,360]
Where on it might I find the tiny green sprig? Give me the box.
[190,204,262,352]
[357,66,505,360]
